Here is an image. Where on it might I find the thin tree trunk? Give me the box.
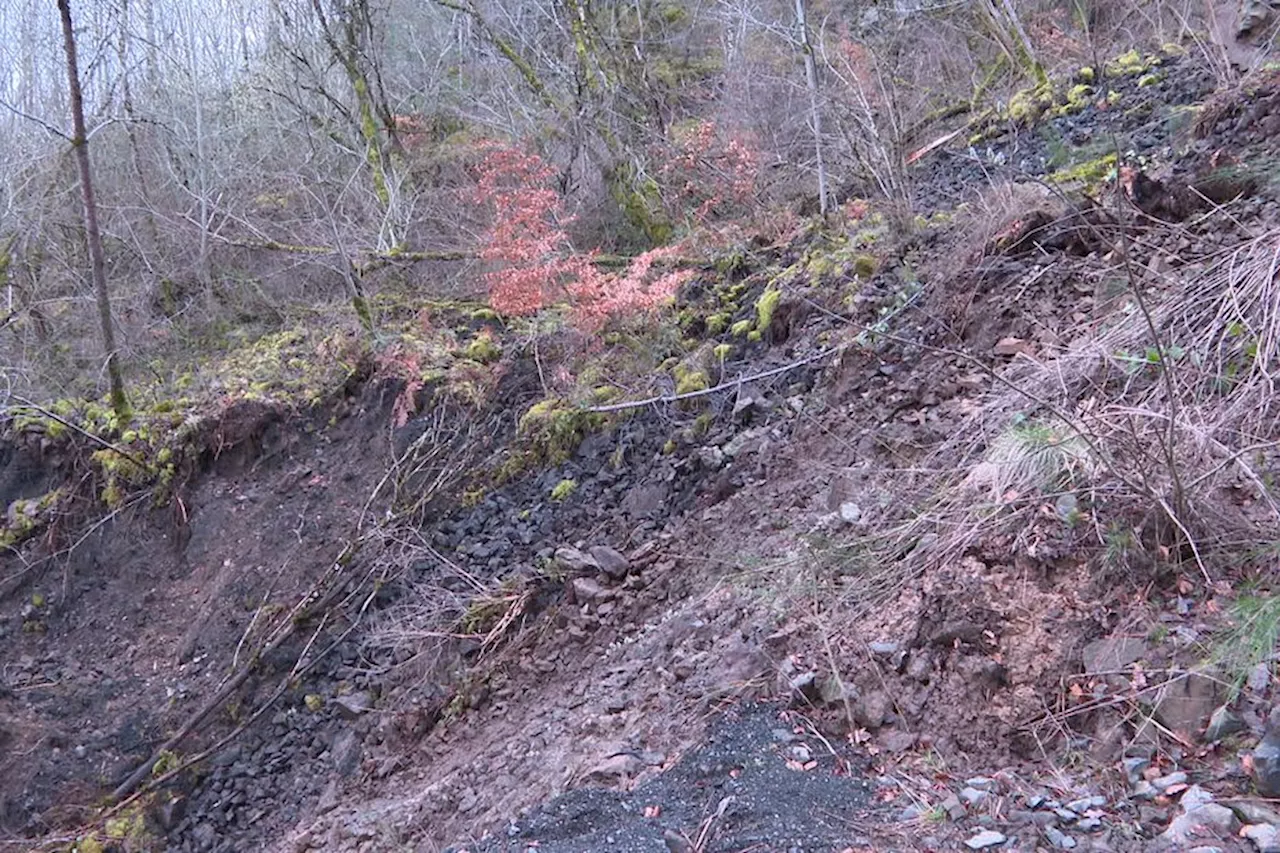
[795,0,827,216]
[58,0,130,422]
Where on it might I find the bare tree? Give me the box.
[794,0,827,215]
[58,0,130,421]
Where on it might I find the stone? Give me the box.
[1152,770,1188,792]
[1243,823,1280,853]
[1122,756,1150,784]
[818,674,856,706]
[332,691,373,720]
[1248,663,1271,694]
[788,671,821,704]
[881,730,918,753]
[839,502,863,525]
[1081,636,1147,676]
[853,690,892,730]
[1255,723,1280,797]
[1232,801,1280,826]
[570,577,609,603]
[586,752,642,784]
[964,830,1006,849]
[868,641,900,657]
[966,776,997,792]
[960,787,989,806]
[1044,825,1077,849]
[588,545,630,580]
[942,793,967,821]
[1161,785,1238,846]
[1065,795,1105,812]
[555,546,600,573]
[1205,705,1247,741]
[1153,673,1219,738]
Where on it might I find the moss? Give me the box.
[1104,49,1148,78]
[673,365,710,396]
[747,330,762,343]
[1007,84,1054,124]
[471,307,499,322]
[713,343,733,362]
[730,319,752,337]
[1047,152,1117,187]
[755,287,781,334]
[662,439,677,454]
[463,333,502,364]
[705,313,730,335]
[1064,84,1095,111]
[853,254,878,279]
[550,478,578,501]
[1076,66,1095,83]
[78,834,106,853]
[1137,72,1163,87]
[692,412,714,436]
[462,487,485,507]
[517,398,598,464]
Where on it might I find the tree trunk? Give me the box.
[795,0,828,216]
[58,0,130,423]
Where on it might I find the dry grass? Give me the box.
[840,228,1280,613]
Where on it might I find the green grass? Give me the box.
[1213,591,1280,699]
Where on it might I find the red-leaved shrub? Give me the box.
[473,142,693,331]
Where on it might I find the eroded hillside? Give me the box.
[5,40,1280,853]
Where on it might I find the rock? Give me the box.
[942,793,967,821]
[1205,705,1247,741]
[697,446,725,469]
[333,691,373,719]
[868,641,900,657]
[586,752,642,784]
[1243,823,1280,853]
[965,830,1007,849]
[1152,770,1188,792]
[621,483,667,518]
[570,577,609,603]
[1248,663,1271,694]
[818,674,856,706]
[1152,673,1219,738]
[838,502,862,525]
[788,671,821,705]
[588,545,630,580]
[960,787,989,806]
[1161,785,1238,846]
[1044,824,1077,849]
[965,776,997,791]
[1232,801,1280,826]
[1081,636,1147,676]
[732,390,759,422]
[331,729,361,777]
[853,690,891,729]
[1255,721,1280,797]
[1122,756,1150,784]
[555,546,600,573]
[881,730,918,753]
[1065,795,1106,812]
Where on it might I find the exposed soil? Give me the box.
[5,53,1280,853]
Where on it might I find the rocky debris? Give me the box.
[1152,672,1220,741]
[965,829,1007,849]
[332,691,373,720]
[1243,823,1280,853]
[1160,785,1237,847]
[1205,704,1247,742]
[1254,711,1280,797]
[588,545,630,580]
